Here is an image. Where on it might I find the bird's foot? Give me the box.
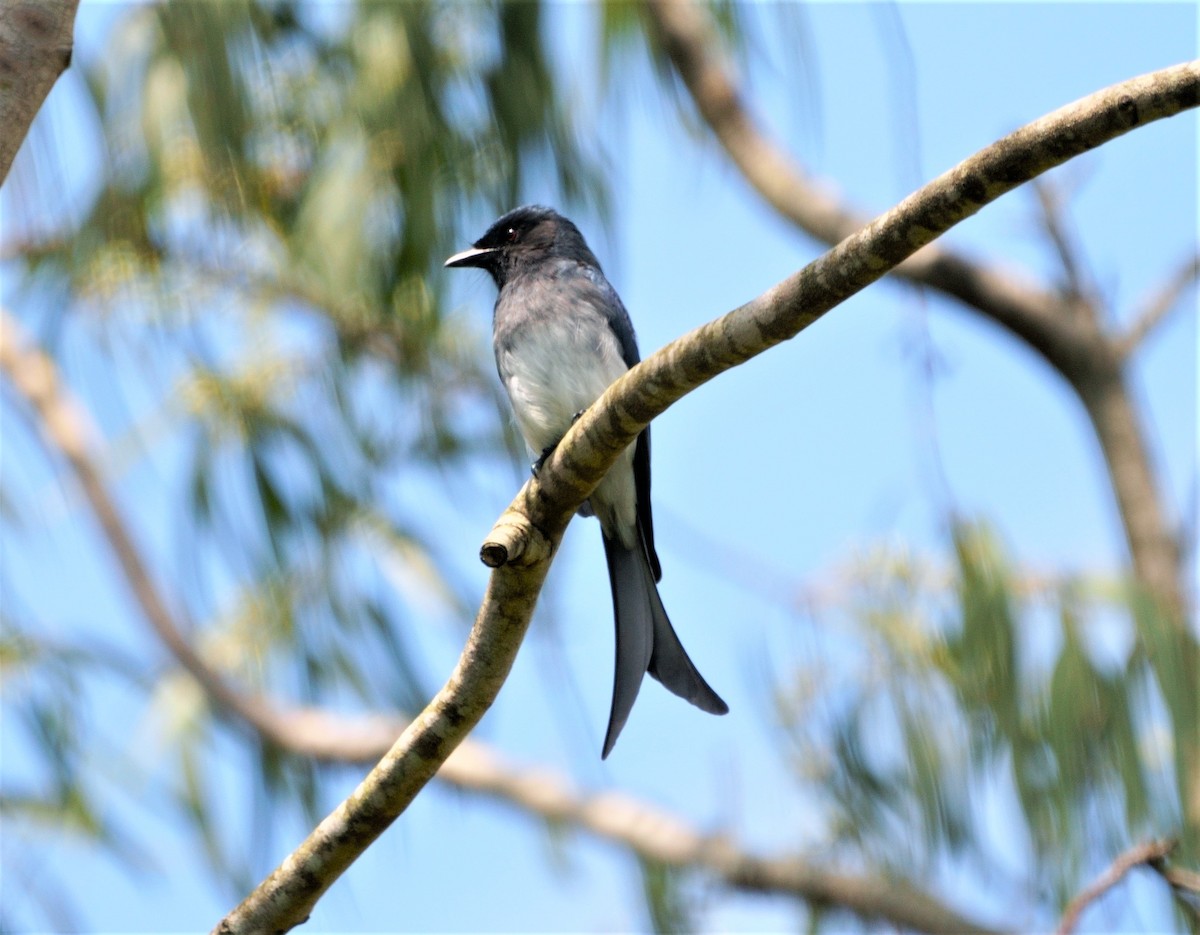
[531,446,555,477]
[530,412,586,477]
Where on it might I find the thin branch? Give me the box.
[0,310,425,766]
[441,743,1004,935]
[0,307,1000,935]
[1031,177,1093,301]
[0,0,80,184]
[1056,839,1177,934]
[0,310,285,737]
[1119,252,1200,359]
[0,311,394,765]
[210,61,1199,933]
[1148,852,1200,926]
[1151,857,1200,895]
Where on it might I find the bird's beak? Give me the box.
[444,245,497,269]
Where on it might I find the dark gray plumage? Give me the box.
[446,205,727,758]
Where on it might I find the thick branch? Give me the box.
[0,307,998,934]
[652,0,1195,849]
[0,0,79,184]
[645,0,1190,644]
[0,309,999,933]
[641,0,1100,381]
[1079,369,1186,619]
[207,62,1199,932]
[529,60,1200,521]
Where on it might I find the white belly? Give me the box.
[497,317,638,544]
[498,316,629,453]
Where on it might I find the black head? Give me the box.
[444,205,600,289]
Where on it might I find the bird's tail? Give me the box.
[601,532,727,759]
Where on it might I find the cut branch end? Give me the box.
[480,507,550,568]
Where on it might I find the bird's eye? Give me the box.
[506,227,519,243]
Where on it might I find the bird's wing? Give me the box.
[582,265,640,368]
[579,265,663,580]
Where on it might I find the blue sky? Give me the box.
[2,2,1197,932]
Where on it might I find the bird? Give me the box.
[445,205,728,758]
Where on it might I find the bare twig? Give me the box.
[0,0,80,184]
[1119,252,1200,358]
[0,307,1001,935]
[1031,177,1093,300]
[1148,849,1200,925]
[1056,839,1177,934]
[1150,857,1200,895]
[441,743,1004,935]
[207,61,1200,933]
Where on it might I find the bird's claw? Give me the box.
[530,411,586,477]
[531,446,555,477]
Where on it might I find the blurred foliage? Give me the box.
[1,613,155,929]
[3,0,608,925]
[9,0,613,693]
[772,519,1197,925]
[0,2,1195,933]
[638,857,697,935]
[598,0,744,86]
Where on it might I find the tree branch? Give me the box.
[5,1,1195,928]
[206,61,1198,932]
[0,311,282,737]
[0,0,80,185]
[438,743,1005,935]
[644,0,1191,733]
[1031,177,1094,301]
[0,307,1000,935]
[1148,851,1200,926]
[1056,839,1177,934]
[640,0,1098,381]
[1118,252,1200,359]
[1151,855,1200,896]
